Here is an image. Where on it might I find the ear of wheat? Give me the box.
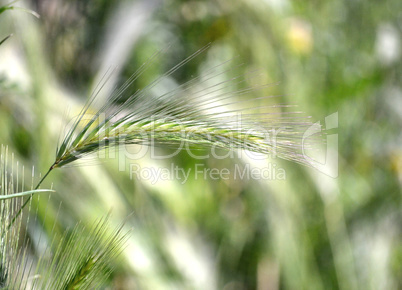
[1,147,128,288]
[10,46,321,225]
[53,46,317,170]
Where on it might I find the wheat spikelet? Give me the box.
[54,46,321,169]
[0,146,53,288]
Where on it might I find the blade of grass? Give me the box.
[0,189,54,200]
[0,34,12,46]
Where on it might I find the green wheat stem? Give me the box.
[7,165,54,230]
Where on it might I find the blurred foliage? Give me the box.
[0,0,401,289]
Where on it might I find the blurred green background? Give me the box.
[0,0,401,289]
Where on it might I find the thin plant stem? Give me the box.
[7,164,54,231]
